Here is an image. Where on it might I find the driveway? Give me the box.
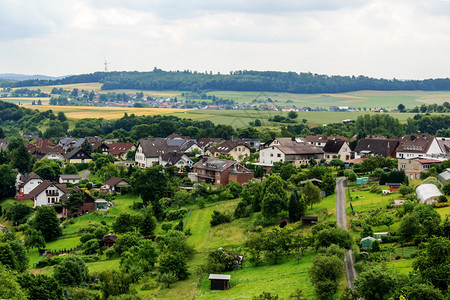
[336,177,357,289]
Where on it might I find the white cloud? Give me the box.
[1,0,450,79]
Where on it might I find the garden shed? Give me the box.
[387,183,401,192]
[301,216,318,226]
[416,184,443,205]
[209,274,231,290]
[361,236,376,250]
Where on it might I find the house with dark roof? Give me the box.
[258,142,324,167]
[193,157,254,185]
[103,177,130,193]
[92,141,109,155]
[160,152,193,168]
[437,137,450,158]
[135,136,201,168]
[206,140,251,162]
[65,148,92,163]
[108,142,135,160]
[396,133,443,159]
[322,139,351,162]
[28,180,68,207]
[353,138,399,159]
[304,136,348,148]
[16,172,43,197]
[198,138,223,150]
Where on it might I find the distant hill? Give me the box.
[0,73,69,81]
[4,69,450,93]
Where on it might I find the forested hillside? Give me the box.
[7,69,450,93]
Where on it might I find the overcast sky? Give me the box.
[1,0,450,79]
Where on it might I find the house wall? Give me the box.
[44,153,65,161]
[228,146,250,161]
[229,172,254,185]
[22,179,43,194]
[34,186,65,208]
[259,147,285,166]
[68,158,92,164]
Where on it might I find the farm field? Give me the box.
[14,82,450,109]
[21,104,192,120]
[0,97,50,105]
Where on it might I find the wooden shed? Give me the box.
[387,183,401,192]
[209,274,231,290]
[301,216,318,226]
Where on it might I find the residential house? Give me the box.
[16,172,43,197]
[206,140,251,161]
[42,150,66,162]
[135,138,173,168]
[259,142,324,167]
[304,136,348,148]
[160,152,193,168]
[65,148,92,164]
[437,137,450,158]
[165,133,202,155]
[29,180,68,207]
[322,139,351,162]
[57,137,77,152]
[197,138,223,150]
[353,138,399,159]
[264,137,306,147]
[103,177,130,193]
[92,141,109,155]
[396,133,443,159]
[59,174,81,184]
[108,142,135,160]
[192,157,254,186]
[398,158,443,180]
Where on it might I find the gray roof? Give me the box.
[59,174,81,180]
[209,274,231,280]
[416,184,443,204]
[438,169,450,184]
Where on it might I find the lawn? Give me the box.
[86,258,121,274]
[306,193,337,222]
[45,236,81,252]
[346,187,398,213]
[186,199,242,251]
[436,205,450,218]
[385,259,415,275]
[195,253,317,300]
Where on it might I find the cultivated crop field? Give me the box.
[22,105,192,119]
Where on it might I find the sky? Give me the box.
[1,0,450,79]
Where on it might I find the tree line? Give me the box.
[7,69,450,93]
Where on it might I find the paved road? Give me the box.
[336,177,357,289]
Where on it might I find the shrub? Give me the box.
[369,185,382,194]
[80,233,96,244]
[438,195,448,203]
[166,209,187,221]
[210,210,231,226]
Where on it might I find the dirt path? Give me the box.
[336,177,357,289]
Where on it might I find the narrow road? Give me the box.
[336,177,357,289]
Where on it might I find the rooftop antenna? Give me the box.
[104,58,108,73]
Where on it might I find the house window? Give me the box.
[48,198,51,203]
[423,164,430,169]
[401,164,406,169]
[277,154,281,157]
[270,154,273,157]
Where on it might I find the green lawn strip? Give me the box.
[107,194,142,217]
[385,259,415,275]
[45,236,81,252]
[306,193,337,222]
[86,258,120,274]
[436,205,450,218]
[154,253,207,300]
[195,253,316,300]
[186,200,240,251]
[62,212,115,236]
[346,189,398,213]
[27,249,45,268]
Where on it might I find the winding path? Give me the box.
[336,177,357,289]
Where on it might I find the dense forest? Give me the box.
[6,69,450,93]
